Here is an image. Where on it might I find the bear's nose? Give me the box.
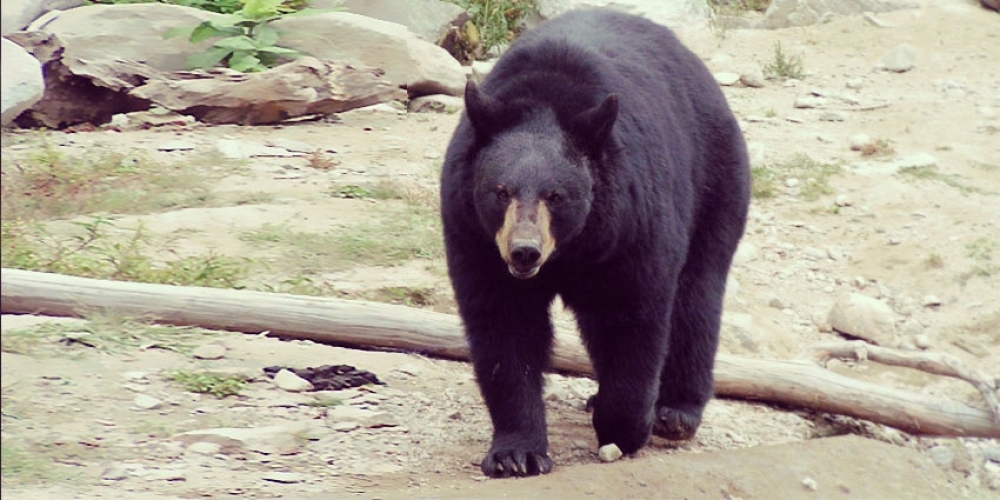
[510,240,542,268]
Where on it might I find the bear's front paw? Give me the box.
[481,444,553,478]
[652,404,702,441]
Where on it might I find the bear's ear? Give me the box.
[568,94,619,151]
[464,81,511,134]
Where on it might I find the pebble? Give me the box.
[802,476,818,491]
[785,178,801,188]
[928,445,955,468]
[982,447,1000,463]
[598,443,623,462]
[186,442,222,455]
[740,68,766,88]
[101,465,130,481]
[192,343,227,360]
[819,111,846,122]
[834,195,853,207]
[156,140,197,152]
[262,471,308,484]
[713,72,741,86]
[845,78,864,90]
[133,394,164,410]
[272,369,315,392]
[913,334,931,349]
[922,295,942,307]
[793,96,828,109]
[849,133,872,151]
[882,43,917,73]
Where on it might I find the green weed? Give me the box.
[751,154,840,201]
[1,315,223,356]
[168,370,248,398]
[447,0,535,60]
[897,166,993,195]
[762,41,805,80]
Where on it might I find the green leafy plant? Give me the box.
[447,0,535,60]
[166,0,315,72]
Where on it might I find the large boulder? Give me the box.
[36,3,218,72]
[272,12,467,97]
[757,0,916,29]
[330,0,467,43]
[132,58,405,125]
[1,0,84,35]
[535,0,711,28]
[1,38,45,126]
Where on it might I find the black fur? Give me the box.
[440,9,751,478]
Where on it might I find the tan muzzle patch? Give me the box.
[495,199,556,279]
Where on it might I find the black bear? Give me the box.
[440,9,750,478]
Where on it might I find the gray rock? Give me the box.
[828,293,896,345]
[733,242,760,265]
[794,96,828,109]
[819,111,847,122]
[1,0,83,35]
[881,43,917,73]
[758,0,914,30]
[928,445,955,468]
[133,394,164,410]
[922,295,942,307]
[185,441,222,455]
[334,0,465,42]
[740,68,767,88]
[38,4,218,71]
[746,141,766,169]
[100,464,130,481]
[536,0,711,28]
[273,12,466,97]
[192,343,227,360]
[273,368,315,393]
[262,471,309,484]
[845,77,864,90]
[173,423,310,455]
[850,133,872,150]
[1,38,44,126]
[408,94,464,114]
[714,72,741,86]
[598,443,623,462]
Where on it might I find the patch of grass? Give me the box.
[751,154,841,201]
[762,41,805,80]
[333,206,444,265]
[751,166,777,199]
[923,253,944,269]
[1,140,215,222]
[708,0,771,15]
[957,237,998,284]
[1,315,223,356]
[897,166,994,195]
[362,286,440,307]
[1,218,248,288]
[859,138,895,157]
[970,161,999,172]
[1,439,81,485]
[305,396,343,408]
[167,370,248,398]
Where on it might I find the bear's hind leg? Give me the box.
[654,242,734,440]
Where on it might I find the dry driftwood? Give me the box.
[2,268,998,439]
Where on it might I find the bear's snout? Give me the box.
[495,199,556,279]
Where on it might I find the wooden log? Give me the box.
[2,268,998,439]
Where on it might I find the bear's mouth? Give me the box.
[508,264,540,280]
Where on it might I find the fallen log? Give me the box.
[2,268,997,439]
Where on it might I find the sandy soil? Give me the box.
[2,2,998,499]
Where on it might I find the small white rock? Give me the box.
[598,443,623,462]
[192,344,227,360]
[922,295,942,307]
[133,394,164,410]
[802,476,818,491]
[186,442,222,455]
[713,72,741,86]
[850,134,872,151]
[272,369,314,392]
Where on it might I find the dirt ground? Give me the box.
[2,1,998,499]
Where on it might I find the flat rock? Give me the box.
[172,423,310,455]
[191,343,227,360]
[713,72,741,86]
[333,0,466,42]
[828,293,896,345]
[408,94,463,113]
[133,394,164,410]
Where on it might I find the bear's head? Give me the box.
[463,82,619,279]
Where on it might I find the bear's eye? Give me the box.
[495,186,511,203]
[547,191,563,205]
